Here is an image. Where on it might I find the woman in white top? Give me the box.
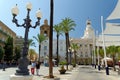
[31,61,36,75]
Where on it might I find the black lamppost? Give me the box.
[11,2,42,75]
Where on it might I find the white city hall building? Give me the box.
[71,19,95,65]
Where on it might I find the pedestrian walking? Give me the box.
[31,61,36,75]
[118,60,120,68]
[36,61,41,75]
[2,61,6,71]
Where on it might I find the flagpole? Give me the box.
[93,31,96,69]
[96,31,100,70]
[101,16,109,75]
[97,44,100,70]
[92,32,96,67]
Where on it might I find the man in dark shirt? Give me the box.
[36,61,41,75]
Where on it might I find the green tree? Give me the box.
[0,45,4,61]
[70,43,79,67]
[4,36,13,61]
[60,17,76,70]
[117,46,120,60]
[28,49,37,61]
[53,24,62,66]
[33,34,46,62]
[106,45,117,71]
[99,48,104,58]
[14,46,21,61]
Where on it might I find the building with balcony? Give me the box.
[0,21,16,47]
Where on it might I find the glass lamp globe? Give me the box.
[26,2,32,10]
[36,9,42,19]
[11,4,19,16]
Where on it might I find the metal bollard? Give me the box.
[106,67,109,75]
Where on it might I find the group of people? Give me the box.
[31,61,41,75]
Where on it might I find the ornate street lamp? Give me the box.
[11,2,42,75]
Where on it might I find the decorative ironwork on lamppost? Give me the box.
[11,2,42,75]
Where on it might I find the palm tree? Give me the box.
[28,39,35,49]
[117,46,120,61]
[33,34,46,62]
[107,45,117,71]
[70,43,79,67]
[53,24,62,66]
[60,17,76,70]
[49,0,54,78]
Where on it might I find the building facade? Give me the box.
[71,19,95,65]
[40,19,95,65]
[14,36,24,48]
[0,21,16,47]
[40,39,66,61]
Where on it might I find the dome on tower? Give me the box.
[86,19,91,25]
[82,19,95,39]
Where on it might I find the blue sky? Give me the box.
[0,0,118,52]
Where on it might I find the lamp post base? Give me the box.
[10,74,33,80]
[15,57,29,75]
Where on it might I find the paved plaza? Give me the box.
[70,66,120,80]
[0,65,120,80]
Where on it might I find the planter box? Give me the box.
[59,69,66,74]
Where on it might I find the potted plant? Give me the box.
[72,60,76,67]
[72,62,76,67]
[59,61,66,74]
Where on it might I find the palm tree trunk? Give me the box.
[75,51,77,65]
[68,33,70,47]
[49,0,54,78]
[68,33,70,64]
[65,33,69,70]
[38,45,41,62]
[56,34,59,66]
[113,55,116,71]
